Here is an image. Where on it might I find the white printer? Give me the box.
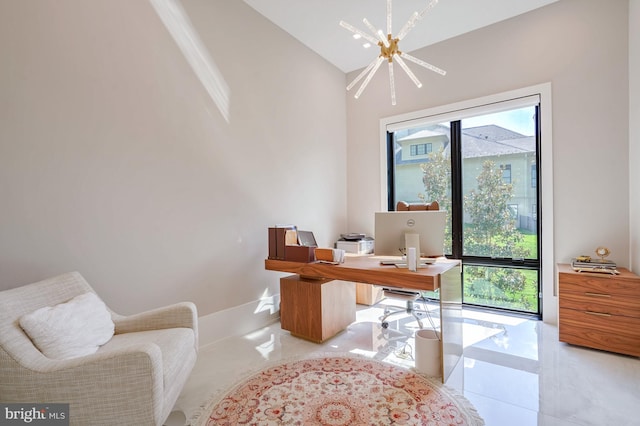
[336,233,374,255]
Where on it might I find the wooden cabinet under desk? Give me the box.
[279,275,356,343]
[557,263,640,357]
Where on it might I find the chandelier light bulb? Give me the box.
[340,20,379,45]
[388,61,396,106]
[386,0,393,35]
[394,54,422,88]
[377,29,390,48]
[401,52,447,76]
[354,57,384,99]
[347,58,378,92]
[396,11,421,41]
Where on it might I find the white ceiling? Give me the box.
[243,0,558,73]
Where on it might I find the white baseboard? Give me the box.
[197,293,280,347]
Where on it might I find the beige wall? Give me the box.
[630,0,640,272]
[345,0,629,321]
[0,0,347,318]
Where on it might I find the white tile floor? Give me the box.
[174,299,640,426]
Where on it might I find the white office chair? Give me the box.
[379,288,428,329]
[379,288,441,334]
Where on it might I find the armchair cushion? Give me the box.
[19,292,114,360]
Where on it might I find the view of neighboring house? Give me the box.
[394,124,537,232]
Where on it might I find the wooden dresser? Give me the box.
[557,263,640,357]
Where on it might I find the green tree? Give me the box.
[420,155,534,310]
[419,147,451,253]
[464,160,526,258]
[464,160,529,307]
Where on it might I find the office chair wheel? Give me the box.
[381,321,389,329]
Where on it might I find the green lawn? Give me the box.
[462,229,539,313]
[519,231,538,259]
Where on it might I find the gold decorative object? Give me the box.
[340,0,446,105]
[595,246,611,262]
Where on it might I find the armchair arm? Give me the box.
[0,343,165,426]
[112,301,197,334]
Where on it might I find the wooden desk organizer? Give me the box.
[284,245,316,262]
[268,226,316,262]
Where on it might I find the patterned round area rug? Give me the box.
[195,356,484,425]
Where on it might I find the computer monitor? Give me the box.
[374,210,447,258]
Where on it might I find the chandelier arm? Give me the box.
[388,61,396,106]
[396,11,421,41]
[339,20,380,45]
[377,30,390,48]
[363,18,389,48]
[347,57,379,91]
[386,0,392,36]
[398,0,439,41]
[354,57,385,99]
[400,52,447,76]
[417,0,440,19]
[393,54,422,88]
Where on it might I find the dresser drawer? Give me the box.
[559,307,640,357]
[559,271,640,301]
[558,291,640,318]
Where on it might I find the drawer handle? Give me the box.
[584,292,611,298]
[584,311,612,317]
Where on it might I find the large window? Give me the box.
[386,97,542,316]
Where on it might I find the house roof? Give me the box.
[398,129,447,141]
[462,125,535,158]
[462,125,525,142]
[463,136,536,158]
[395,124,535,165]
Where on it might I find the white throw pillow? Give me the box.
[19,292,115,359]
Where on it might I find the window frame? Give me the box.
[501,164,512,184]
[379,83,555,322]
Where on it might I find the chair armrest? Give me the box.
[11,341,162,373]
[1,343,165,425]
[112,301,197,334]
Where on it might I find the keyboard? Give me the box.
[379,258,435,266]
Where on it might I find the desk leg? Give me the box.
[439,264,463,384]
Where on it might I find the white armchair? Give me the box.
[0,271,198,426]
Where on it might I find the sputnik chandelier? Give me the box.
[340,0,446,105]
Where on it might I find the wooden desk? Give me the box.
[266,256,455,291]
[265,256,463,382]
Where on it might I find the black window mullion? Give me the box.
[535,105,543,317]
[449,121,463,259]
[534,105,542,263]
[386,131,395,211]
